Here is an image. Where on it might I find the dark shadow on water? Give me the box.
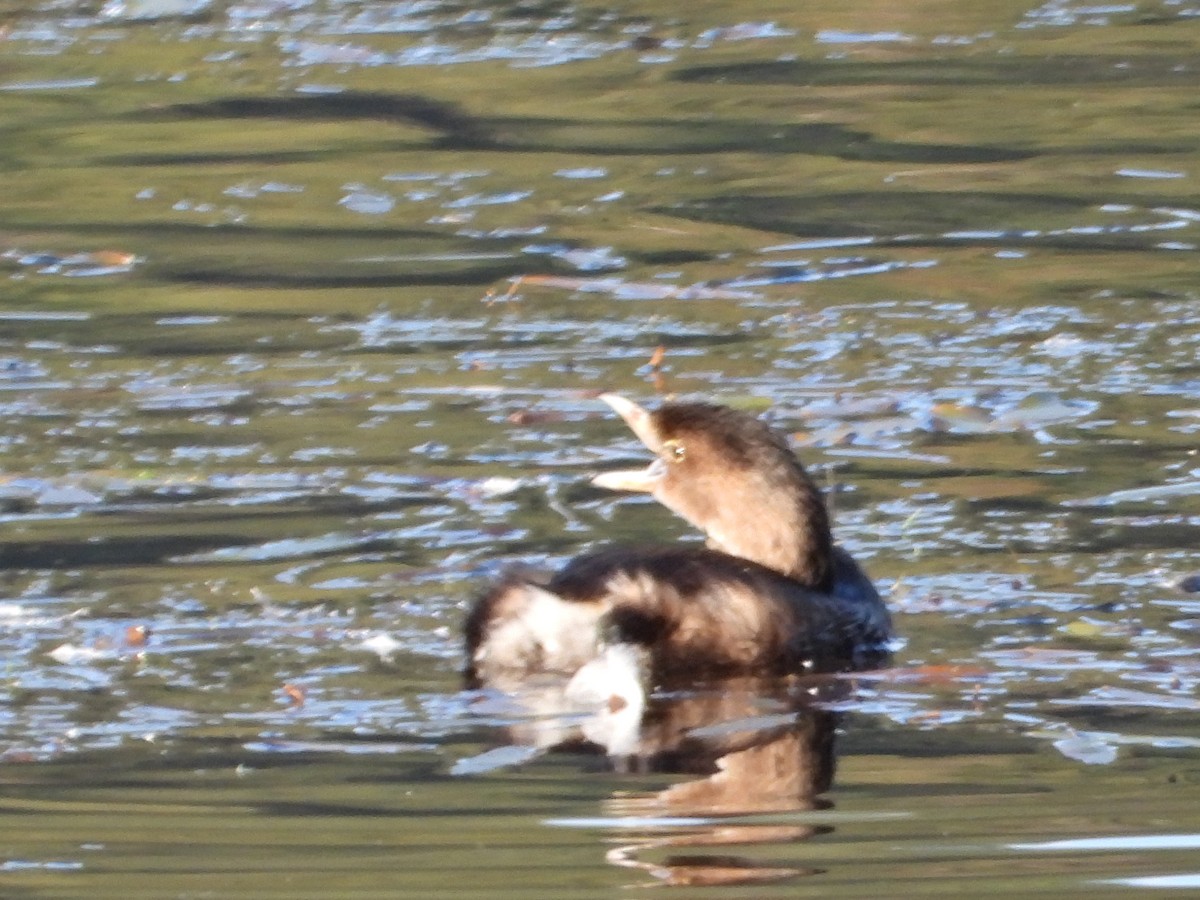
[656,188,1199,253]
[0,533,246,569]
[155,262,534,290]
[673,54,1200,90]
[660,190,1097,239]
[14,221,449,243]
[164,92,492,145]
[486,118,1033,163]
[103,149,365,167]
[148,92,1033,162]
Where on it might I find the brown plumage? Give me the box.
[464,395,891,690]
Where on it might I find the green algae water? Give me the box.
[2,0,1200,895]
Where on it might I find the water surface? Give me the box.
[2,0,1200,896]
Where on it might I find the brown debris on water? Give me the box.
[281,683,306,708]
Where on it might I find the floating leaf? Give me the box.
[87,250,137,267]
[281,684,306,708]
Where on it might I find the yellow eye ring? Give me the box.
[663,440,686,463]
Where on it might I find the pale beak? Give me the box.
[597,394,662,453]
[592,457,665,493]
[593,394,664,493]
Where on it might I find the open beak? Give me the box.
[592,457,665,493]
[592,394,664,493]
[597,394,661,452]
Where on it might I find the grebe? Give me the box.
[465,395,891,690]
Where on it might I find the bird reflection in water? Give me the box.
[603,677,843,887]
[467,673,850,889]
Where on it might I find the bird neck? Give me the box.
[699,469,835,589]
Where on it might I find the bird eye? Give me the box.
[663,440,686,463]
